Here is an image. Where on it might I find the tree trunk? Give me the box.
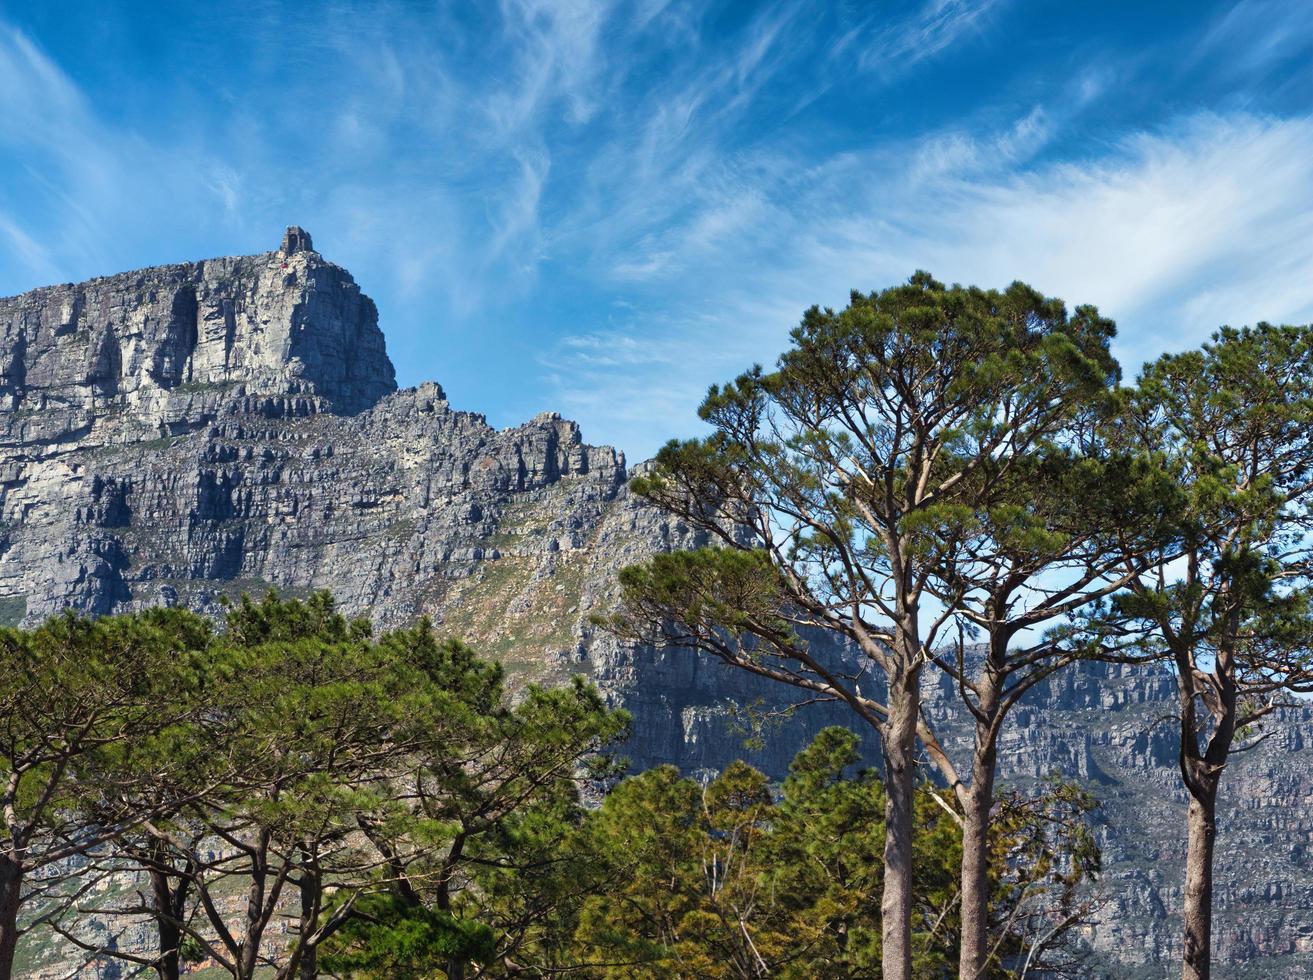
[439,832,468,980]
[1177,626,1236,980]
[238,834,272,980]
[150,867,182,980]
[958,735,998,980]
[1183,778,1219,980]
[0,854,22,980]
[298,848,320,980]
[881,660,921,980]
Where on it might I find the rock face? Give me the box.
[924,661,1313,976]
[2,232,1310,976]
[0,232,393,448]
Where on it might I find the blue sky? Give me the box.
[1,1,1310,460]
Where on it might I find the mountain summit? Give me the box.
[0,228,395,450]
[0,237,1309,974]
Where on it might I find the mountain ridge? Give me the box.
[2,230,1310,976]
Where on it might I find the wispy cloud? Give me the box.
[0,25,253,282]
[488,0,615,130]
[0,1,997,306]
[895,114,1313,358]
[859,0,1005,75]
[1190,0,1313,80]
[0,214,59,292]
[0,2,1309,460]
[543,110,1313,454]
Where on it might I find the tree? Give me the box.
[577,761,792,978]
[0,608,211,980]
[153,593,442,980]
[1112,324,1313,980]
[318,634,630,978]
[573,728,1099,978]
[607,272,1121,979]
[913,444,1173,978]
[49,704,216,980]
[19,592,627,980]
[318,892,496,979]
[55,593,437,980]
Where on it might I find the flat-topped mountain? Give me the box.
[0,226,394,450]
[2,231,1310,976]
[0,233,635,641]
[0,230,821,773]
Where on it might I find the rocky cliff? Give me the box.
[925,661,1313,976]
[3,232,1310,976]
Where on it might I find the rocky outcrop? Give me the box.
[0,231,393,456]
[1,232,1309,976]
[924,662,1313,974]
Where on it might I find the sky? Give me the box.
[0,0,1310,461]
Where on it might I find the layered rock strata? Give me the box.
[2,232,1309,976]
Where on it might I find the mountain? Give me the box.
[2,230,1310,976]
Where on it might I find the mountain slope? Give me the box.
[1,230,1309,975]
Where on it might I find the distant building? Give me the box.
[281,225,313,255]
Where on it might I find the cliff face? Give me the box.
[0,231,853,776]
[925,661,1313,976]
[2,233,1310,976]
[0,228,393,441]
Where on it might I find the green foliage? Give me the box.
[628,272,1122,621]
[0,568,1103,980]
[3,591,628,980]
[0,606,212,861]
[0,606,215,977]
[613,271,1133,763]
[607,548,793,646]
[331,668,631,976]
[571,729,1099,979]
[319,894,495,979]
[610,271,1139,980]
[1107,324,1313,774]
